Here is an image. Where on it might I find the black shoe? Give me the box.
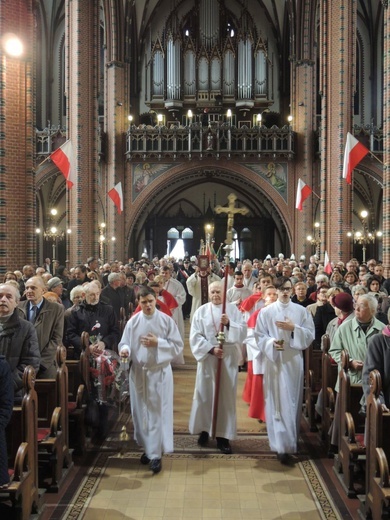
[140,453,150,465]
[150,458,162,474]
[216,437,232,454]
[198,431,209,447]
[277,453,292,465]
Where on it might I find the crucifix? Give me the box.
[215,193,249,246]
[211,193,249,438]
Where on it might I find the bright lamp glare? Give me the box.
[3,34,24,57]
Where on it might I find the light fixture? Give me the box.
[128,115,133,122]
[2,34,24,57]
[306,222,321,258]
[99,222,106,262]
[287,115,293,123]
[187,109,193,119]
[257,108,270,125]
[43,225,65,271]
[157,114,163,123]
[347,210,380,263]
[226,109,232,118]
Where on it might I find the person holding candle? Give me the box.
[118,287,183,474]
[255,276,315,464]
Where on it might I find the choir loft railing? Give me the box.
[125,122,296,161]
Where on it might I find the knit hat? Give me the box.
[333,292,354,313]
[47,277,63,290]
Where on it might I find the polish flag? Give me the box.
[50,140,74,188]
[342,132,369,184]
[295,178,312,211]
[108,182,123,214]
[324,251,332,275]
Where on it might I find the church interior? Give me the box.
[1,0,387,269]
[1,0,390,519]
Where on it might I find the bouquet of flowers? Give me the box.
[88,321,129,403]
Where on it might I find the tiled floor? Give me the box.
[84,456,320,520]
[79,330,327,520]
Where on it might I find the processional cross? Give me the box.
[211,193,248,438]
[214,193,249,247]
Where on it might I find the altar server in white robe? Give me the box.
[255,276,314,464]
[189,281,246,454]
[119,287,183,474]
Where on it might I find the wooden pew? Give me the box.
[1,366,40,520]
[361,369,390,520]
[35,345,72,491]
[320,334,338,453]
[304,342,322,431]
[334,350,365,498]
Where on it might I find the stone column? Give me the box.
[291,1,318,262]
[105,61,127,263]
[292,60,317,261]
[319,0,356,263]
[66,0,100,265]
[383,1,390,275]
[0,0,35,271]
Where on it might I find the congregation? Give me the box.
[1,250,390,483]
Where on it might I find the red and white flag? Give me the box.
[108,182,123,214]
[295,178,312,211]
[342,132,369,185]
[324,251,332,275]
[50,140,74,188]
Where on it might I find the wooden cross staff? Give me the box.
[211,193,249,438]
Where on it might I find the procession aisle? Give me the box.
[37,320,357,520]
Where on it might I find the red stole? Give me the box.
[240,293,263,313]
[200,275,209,305]
[160,289,178,310]
[134,299,172,317]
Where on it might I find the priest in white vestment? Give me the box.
[189,281,246,454]
[255,276,314,464]
[186,267,221,321]
[119,287,183,474]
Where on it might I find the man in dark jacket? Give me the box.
[101,272,126,322]
[0,354,13,486]
[0,283,40,402]
[66,282,120,358]
[18,276,64,379]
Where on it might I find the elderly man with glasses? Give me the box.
[255,276,315,465]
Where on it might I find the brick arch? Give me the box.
[125,161,294,258]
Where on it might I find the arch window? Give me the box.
[167,227,180,239]
[182,227,194,239]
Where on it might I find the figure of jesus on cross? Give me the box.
[215,193,249,246]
